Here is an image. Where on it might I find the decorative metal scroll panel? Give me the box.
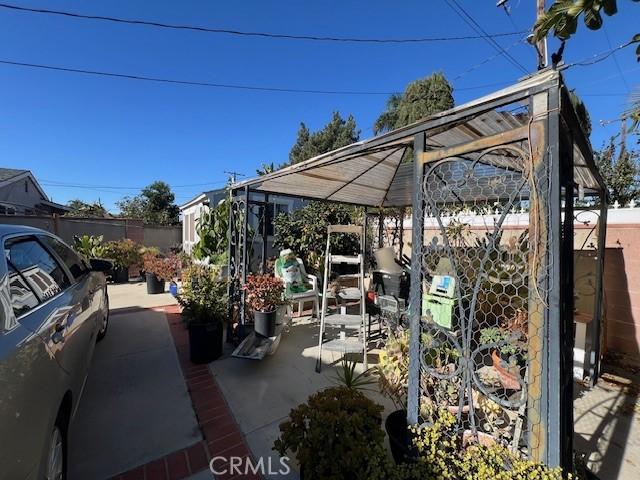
[415,144,551,458]
[228,196,248,336]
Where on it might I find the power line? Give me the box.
[0,2,527,44]
[602,27,631,92]
[562,40,636,69]
[0,59,400,95]
[444,0,529,75]
[452,37,527,81]
[0,57,520,96]
[40,179,227,189]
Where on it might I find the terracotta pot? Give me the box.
[462,430,498,448]
[491,349,522,391]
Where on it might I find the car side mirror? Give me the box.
[89,258,113,272]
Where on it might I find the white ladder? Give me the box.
[315,225,367,373]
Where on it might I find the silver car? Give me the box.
[0,225,110,480]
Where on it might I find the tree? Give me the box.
[116,181,179,225]
[594,137,640,205]
[533,1,640,132]
[289,112,360,164]
[116,195,146,219]
[273,202,362,274]
[374,73,454,135]
[65,199,108,217]
[533,0,639,60]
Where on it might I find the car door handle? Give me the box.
[51,322,65,344]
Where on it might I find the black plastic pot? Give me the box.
[188,322,223,363]
[385,409,416,465]
[145,272,165,294]
[110,267,129,284]
[254,309,277,337]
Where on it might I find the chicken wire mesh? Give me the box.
[412,140,553,459]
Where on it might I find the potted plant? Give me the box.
[479,310,527,391]
[179,264,226,363]
[102,239,141,283]
[143,252,179,294]
[243,274,284,337]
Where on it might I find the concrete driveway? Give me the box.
[68,285,202,479]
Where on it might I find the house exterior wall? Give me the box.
[180,190,305,260]
[0,176,46,213]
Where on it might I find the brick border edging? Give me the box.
[112,304,260,480]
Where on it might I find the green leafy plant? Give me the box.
[243,274,284,312]
[377,327,410,409]
[142,252,180,281]
[334,358,376,392]
[273,201,362,274]
[409,409,564,480]
[72,234,105,258]
[533,0,639,61]
[193,197,230,261]
[178,264,227,327]
[102,239,142,270]
[273,386,387,480]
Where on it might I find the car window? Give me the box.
[5,239,70,302]
[7,263,40,318]
[39,235,89,281]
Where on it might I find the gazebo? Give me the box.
[226,69,608,473]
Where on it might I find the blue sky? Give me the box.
[0,0,637,211]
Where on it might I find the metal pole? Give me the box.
[407,133,425,425]
[590,191,608,382]
[399,208,405,261]
[262,193,269,274]
[226,189,236,342]
[240,186,249,338]
[378,210,384,248]
[536,0,548,69]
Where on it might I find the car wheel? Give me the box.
[45,423,65,480]
[97,293,109,342]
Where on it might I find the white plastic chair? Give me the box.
[275,256,319,318]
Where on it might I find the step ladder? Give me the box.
[315,225,367,373]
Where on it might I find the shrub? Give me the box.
[102,239,141,270]
[409,409,565,480]
[243,274,284,312]
[142,252,180,281]
[273,386,390,480]
[273,201,362,273]
[179,264,226,327]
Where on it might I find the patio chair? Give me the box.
[274,250,319,318]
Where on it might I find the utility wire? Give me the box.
[602,27,631,92]
[0,59,399,95]
[444,0,529,75]
[0,58,519,95]
[452,36,527,81]
[40,179,228,189]
[0,2,527,44]
[562,40,636,69]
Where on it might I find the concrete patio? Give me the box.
[208,316,396,479]
[67,289,202,479]
[65,282,640,479]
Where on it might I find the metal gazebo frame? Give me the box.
[226,69,607,473]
